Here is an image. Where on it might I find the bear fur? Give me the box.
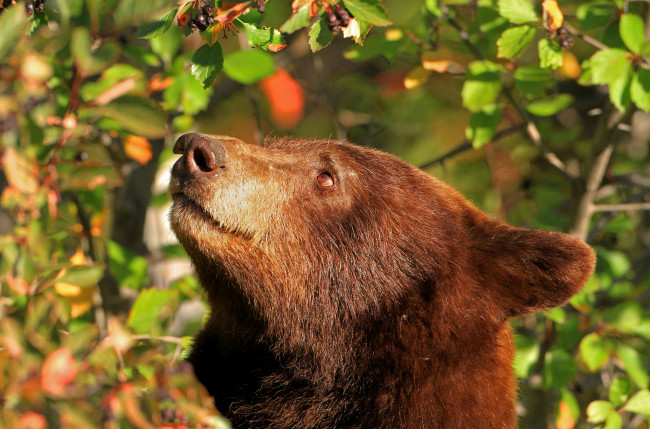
[169,133,595,429]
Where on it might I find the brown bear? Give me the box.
[169,133,595,429]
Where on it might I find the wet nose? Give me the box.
[172,133,227,179]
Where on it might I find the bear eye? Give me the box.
[316,171,334,188]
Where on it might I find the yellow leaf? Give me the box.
[404,66,431,89]
[69,248,87,266]
[124,135,152,165]
[556,401,575,429]
[2,147,39,194]
[543,0,563,32]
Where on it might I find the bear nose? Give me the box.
[172,133,227,179]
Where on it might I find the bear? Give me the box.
[168,132,595,429]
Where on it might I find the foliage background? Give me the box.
[1,0,650,428]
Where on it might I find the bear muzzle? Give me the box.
[172,133,227,182]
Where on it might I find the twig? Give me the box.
[592,202,650,212]
[562,22,609,52]
[419,123,524,170]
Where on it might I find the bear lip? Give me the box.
[172,193,221,228]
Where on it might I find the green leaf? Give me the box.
[625,390,650,415]
[309,15,335,52]
[590,49,629,85]
[514,335,540,378]
[604,410,622,429]
[609,60,633,111]
[122,43,161,67]
[579,332,609,371]
[223,50,275,85]
[538,38,563,70]
[243,23,286,51]
[191,42,224,89]
[0,4,30,62]
[462,60,504,112]
[526,94,573,116]
[559,388,581,422]
[631,68,650,112]
[150,25,183,67]
[139,8,177,39]
[498,0,538,24]
[609,376,633,407]
[603,301,644,334]
[342,0,392,26]
[163,71,211,115]
[424,0,443,17]
[95,96,167,138]
[641,41,650,56]
[586,400,613,424]
[616,344,649,388]
[114,0,177,25]
[280,4,311,33]
[577,2,614,31]
[497,25,536,59]
[466,104,501,148]
[619,13,645,54]
[57,265,105,288]
[544,349,576,389]
[107,240,149,290]
[344,36,401,62]
[71,28,120,76]
[514,66,552,98]
[127,288,178,334]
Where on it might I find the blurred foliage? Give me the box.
[0,0,650,428]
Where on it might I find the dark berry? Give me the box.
[195,13,206,26]
[334,7,350,27]
[206,15,215,26]
[258,4,265,13]
[35,0,44,12]
[188,19,198,31]
[326,11,340,31]
[194,19,207,32]
[2,0,12,8]
[202,5,212,16]
[25,1,34,15]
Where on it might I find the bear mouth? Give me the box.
[172,193,251,239]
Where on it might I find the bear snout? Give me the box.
[172,133,227,181]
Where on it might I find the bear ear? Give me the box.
[472,221,596,318]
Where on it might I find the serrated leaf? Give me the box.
[586,400,613,423]
[538,38,563,69]
[280,4,311,33]
[631,68,650,112]
[619,13,645,54]
[342,0,391,26]
[466,104,501,148]
[514,66,552,98]
[526,94,573,116]
[139,8,177,39]
[579,332,609,371]
[95,96,167,138]
[462,60,503,112]
[243,23,286,51]
[191,42,224,89]
[309,15,335,52]
[497,25,536,59]
[498,0,538,24]
[592,49,629,82]
[223,50,275,85]
[625,390,650,415]
[616,344,649,388]
[127,288,178,334]
[609,377,633,408]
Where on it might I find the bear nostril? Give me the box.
[172,133,227,179]
[193,146,213,173]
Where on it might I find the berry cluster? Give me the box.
[325,5,352,33]
[254,0,266,14]
[557,27,573,50]
[25,0,45,15]
[177,3,215,33]
[0,0,45,15]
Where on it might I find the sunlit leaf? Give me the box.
[223,50,276,85]
[526,94,573,116]
[309,14,335,52]
[538,38,563,69]
[625,390,650,415]
[631,68,650,112]
[466,104,501,148]
[342,0,391,26]
[498,0,538,24]
[619,13,645,54]
[280,3,311,33]
[497,25,536,59]
[127,288,178,334]
[586,400,613,424]
[139,8,177,39]
[579,332,609,371]
[95,96,167,138]
[191,42,224,89]
[243,22,286,51]
[462,60,504,112]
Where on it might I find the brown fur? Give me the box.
[169,134,595,429]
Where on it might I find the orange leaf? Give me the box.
[556,401,575,429]
[2,147,39,194]
[259,69,305,129]
[17,412,47,429]
[94,77,137,105]
[560,51,581,80]
[543,0,564,32]
[124,135,153,164]
[42,348,77,396]
[404,66,431,89]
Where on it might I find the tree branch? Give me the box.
[592,202,650,212]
